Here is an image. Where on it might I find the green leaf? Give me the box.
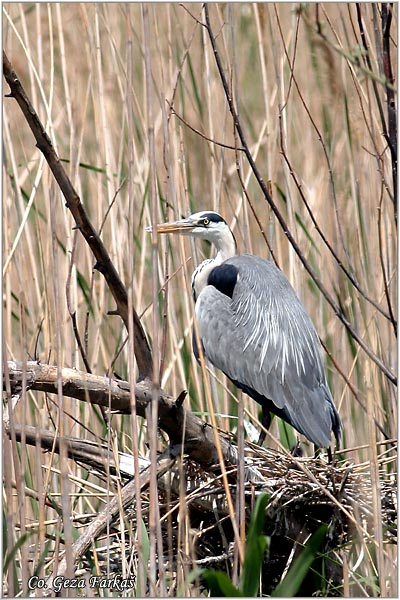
[136,518,150,597]
[3,531,33,572]
[201,570,243,597]
[277,418,297,451]
[241,492,269,596]
[201,493,270,597]
[272,524,328,597]
[59,158,108,174]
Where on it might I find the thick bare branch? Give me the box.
[5,360,236,467]
[2,51,153,379]
[4,422,133,476]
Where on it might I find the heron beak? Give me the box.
[146,218,197,234]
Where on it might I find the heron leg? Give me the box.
[313,444,320,458]
[314,445,334,463]
[257,407,271,446]
[290,440,303,457]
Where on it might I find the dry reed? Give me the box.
[3,3,397,597]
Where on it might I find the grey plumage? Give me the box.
[149,210,342,449]
[196,255,340,447]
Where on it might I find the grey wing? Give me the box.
[195,255,340,447]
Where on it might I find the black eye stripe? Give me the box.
[197,211,226,224]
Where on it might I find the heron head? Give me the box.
[147,210,237,259]
[147,210,231,242]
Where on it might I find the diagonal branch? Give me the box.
[42,457,174,592]
[2,51,246,475]
[2,51,153,380]
[203,5,396,387]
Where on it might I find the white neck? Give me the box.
[191,228,236,300]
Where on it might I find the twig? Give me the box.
[274,6,394,327]
[377,189,397,337]
[203,5,396,387]
[305,4,395,89]
[4,422,125,477]
[5,360,235,467]
[279,141,394,326]
[234,149,278,264]
[66,229,93,373]
[169,102,245,151]
[320,339,391,440]
[42,457,173,594]
[2,51,153,380]
[381,3,397,223]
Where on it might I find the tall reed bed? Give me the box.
[3,3,396,596]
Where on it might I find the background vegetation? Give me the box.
[3,3,397,597]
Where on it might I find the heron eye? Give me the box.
[203,218,210,226]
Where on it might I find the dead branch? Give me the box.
[6,417,396,597]
[5,360,238,467]
[202,4,397,387]
[3,421,142,478]
[381,3,397,221]
[43,457,174,593]
[2,51,153,380]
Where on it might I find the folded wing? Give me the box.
[195,255,341,447]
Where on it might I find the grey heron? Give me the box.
[150,210,341,451]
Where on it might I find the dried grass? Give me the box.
[3,3,397,597]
